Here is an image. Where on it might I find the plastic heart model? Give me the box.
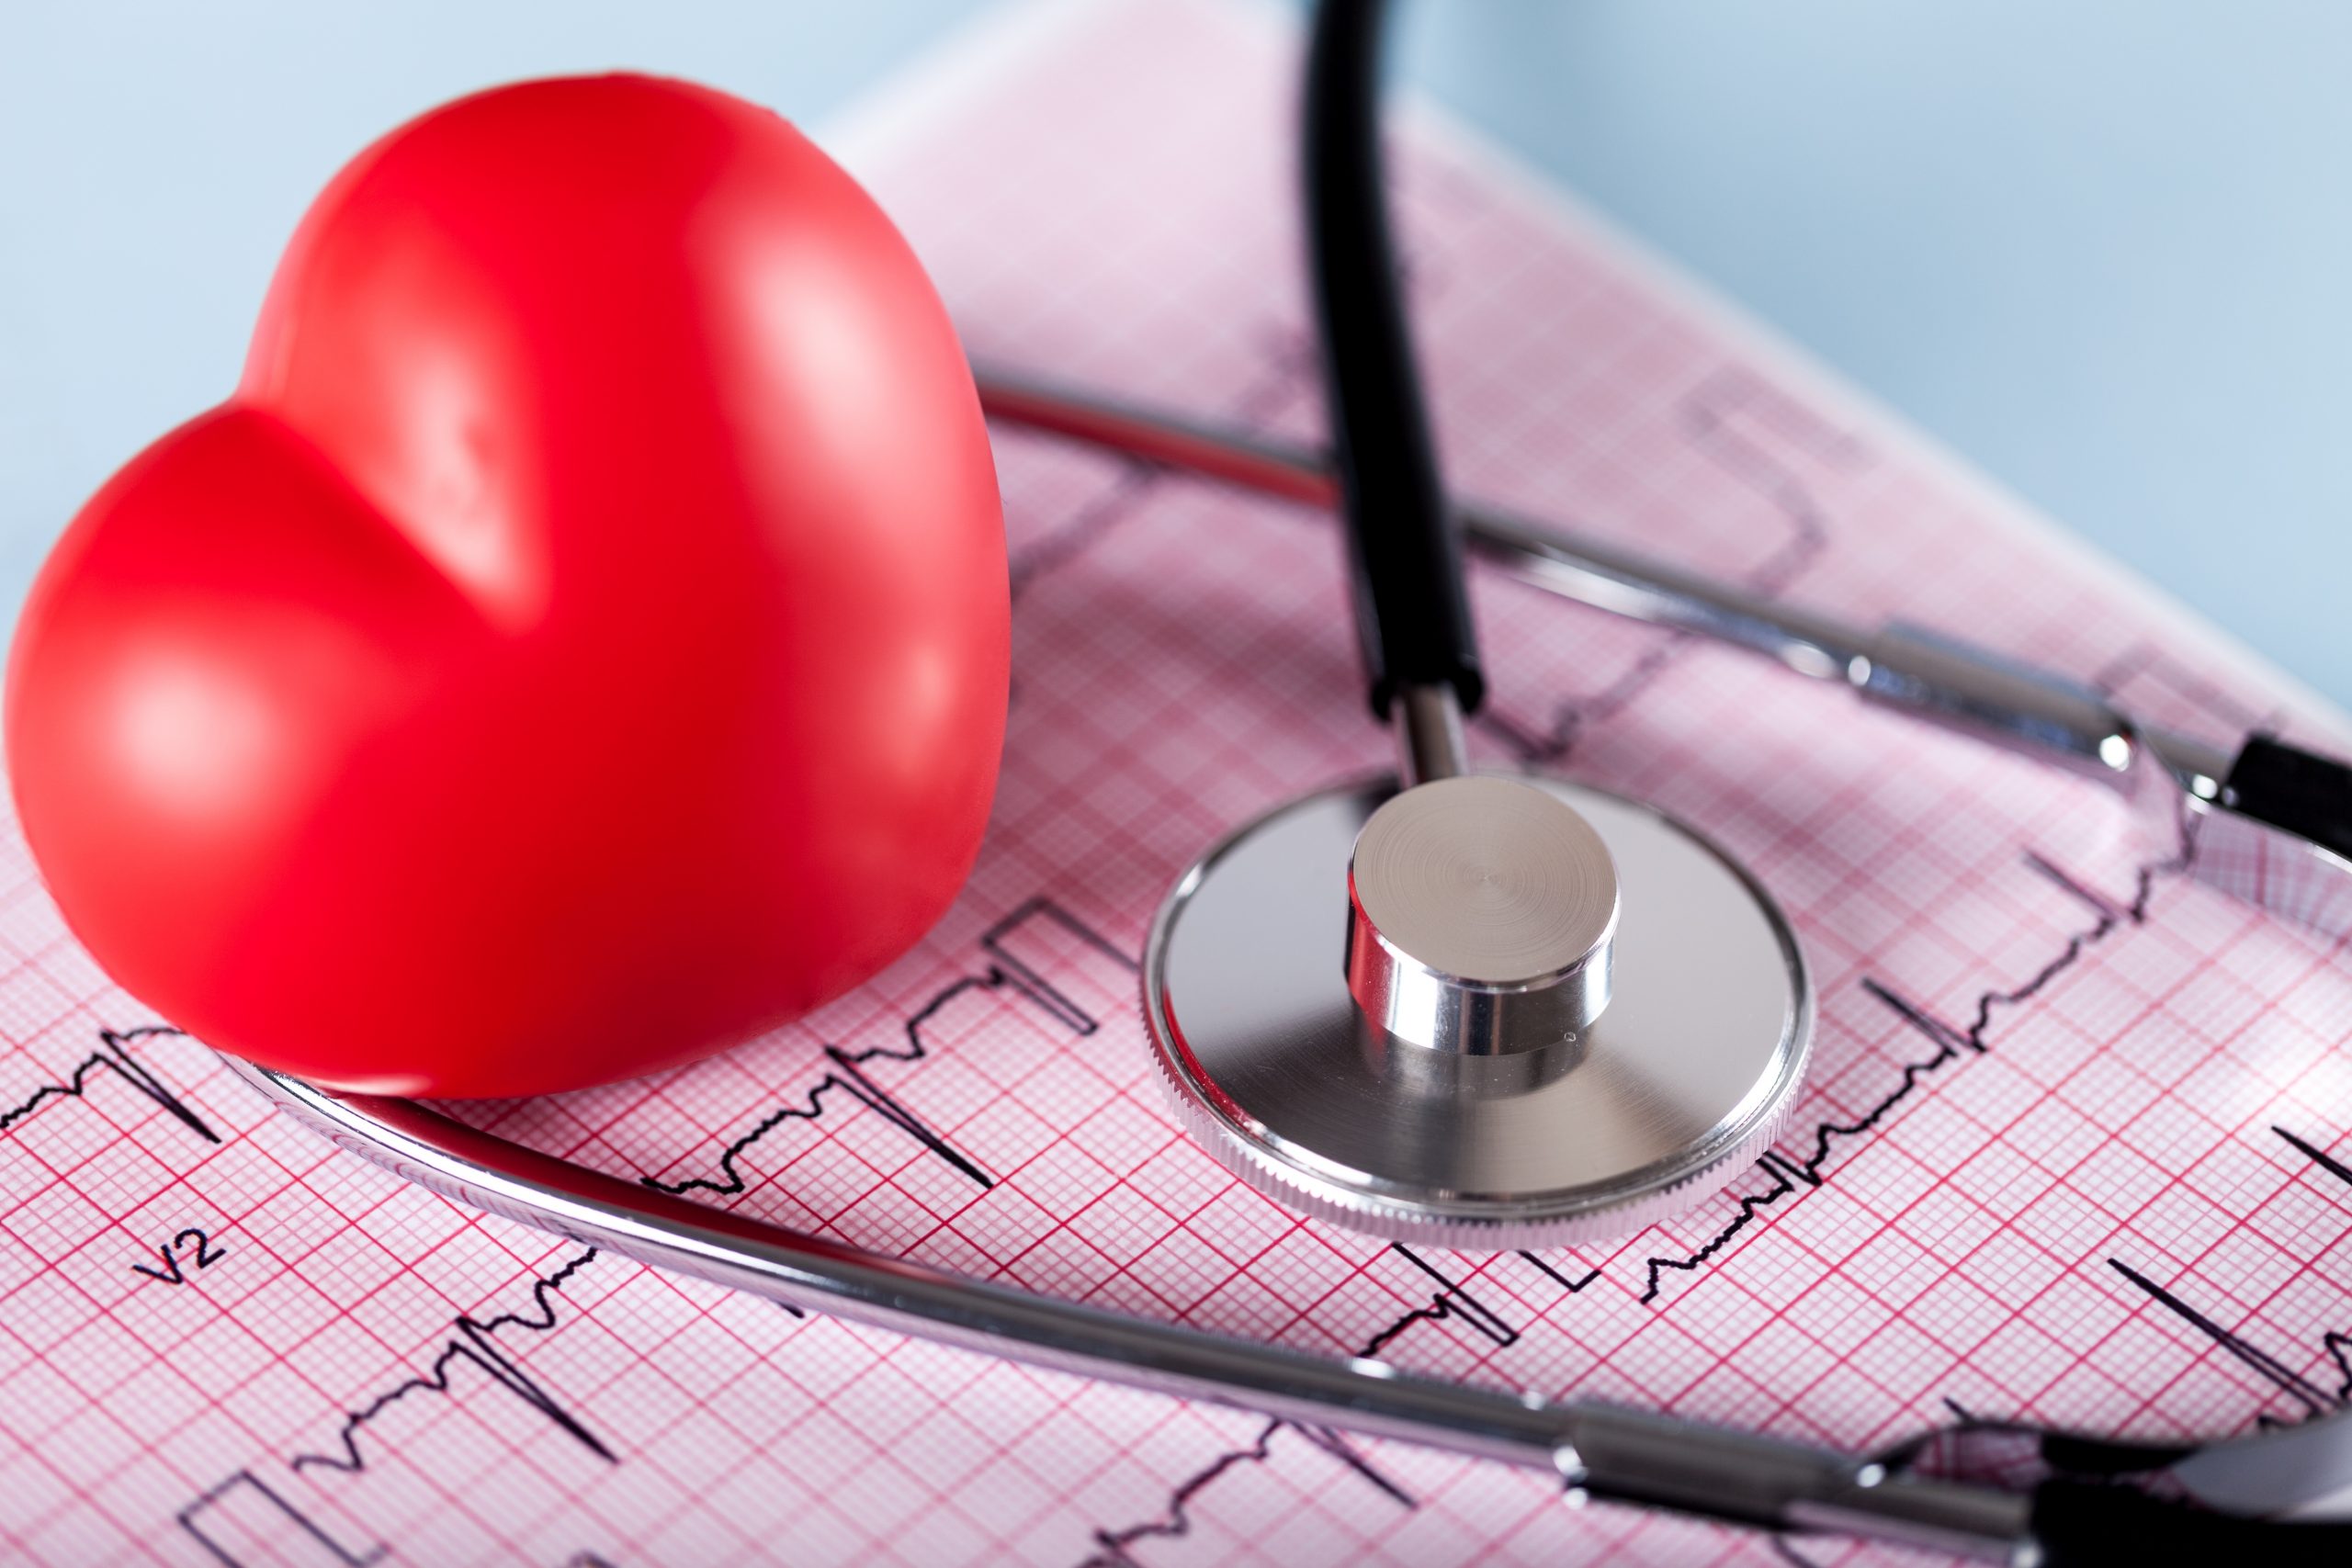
[5,76,1009,1097]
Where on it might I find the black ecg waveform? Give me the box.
[1361,1244,1519,1357]
[2275,1123,2352,1191]
[2274,1124,2352,1404]
[1519,1249,1602,1295]
[286,1247,609,1477]
[0,1023,215,1145]
[641,898,1134,1199]
[1292,1423,1416,1507]
[1626,840,2176,1305]
[179,1470,382,1568]
[641,1021,994,1195]
[1076,1414,1418,1568]
[1001,334,1317,604]
[1079,1243,1589,1562]
[179,899,1127,1562]
[2103,1125,2352,1429]
[2109,1258,2340,1418]
[1476,367,1846,770]
[182,1248,605,1565]
[1080,1416,1283,1567]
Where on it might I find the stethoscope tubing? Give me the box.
[1301,0,1485,721]
[215,1053,2035,1561]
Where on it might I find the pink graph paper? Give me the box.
[6,2,2352,1562]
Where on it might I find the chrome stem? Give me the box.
[1394,680,1468,784]
[970,363,2228,796]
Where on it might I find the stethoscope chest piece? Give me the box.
[1144,774,1814,1247]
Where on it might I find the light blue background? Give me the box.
[5,3,2344,703]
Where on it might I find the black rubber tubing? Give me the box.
[2030,1479,2352,1567]
[1303,0,1485,718]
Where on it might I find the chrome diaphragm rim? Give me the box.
[1141,775,1815,1249]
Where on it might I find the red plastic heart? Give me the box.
[5,75,1009,1097]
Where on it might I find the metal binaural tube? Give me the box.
[970,361,1871,685]
[220,1055,2035,1561]
[1393,681,1469,785]
[965,366,2271,820]
[1562,1405,2034,1562]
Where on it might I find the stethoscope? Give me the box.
[224,1,2352,1559]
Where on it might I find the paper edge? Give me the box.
[815,0,1126,171]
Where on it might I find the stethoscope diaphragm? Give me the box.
[1143,773,1813,1247]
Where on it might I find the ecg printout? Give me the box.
[8,1,2352,1563]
